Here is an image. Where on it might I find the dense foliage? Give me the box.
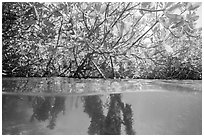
[2,2,202,79]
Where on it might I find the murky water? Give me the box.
[2,78,202,135]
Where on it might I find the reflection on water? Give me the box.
[83,94,135,135]
[30,96,66,129]
[2,78,202,135]
[2,93,135,135]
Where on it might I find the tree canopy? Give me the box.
[2,2,202,79]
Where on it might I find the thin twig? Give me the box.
[138,8,165,12]
[45,17,63,75]
[110,55,115,78]
[91,60,106,79]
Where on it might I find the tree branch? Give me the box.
[124,20,159,53]
[110,55,115,78]
[101,3,131,46]
[82,12,90,31]
[91,60,106,79]
[138,8,165,12]
[44,17,63,75]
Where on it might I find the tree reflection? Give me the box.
[30,96,66,130]
[122,104,135,135]
[47,96,66,129]
[30,96,53,122]
[83,94,135,135]
[83,96,105,134]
